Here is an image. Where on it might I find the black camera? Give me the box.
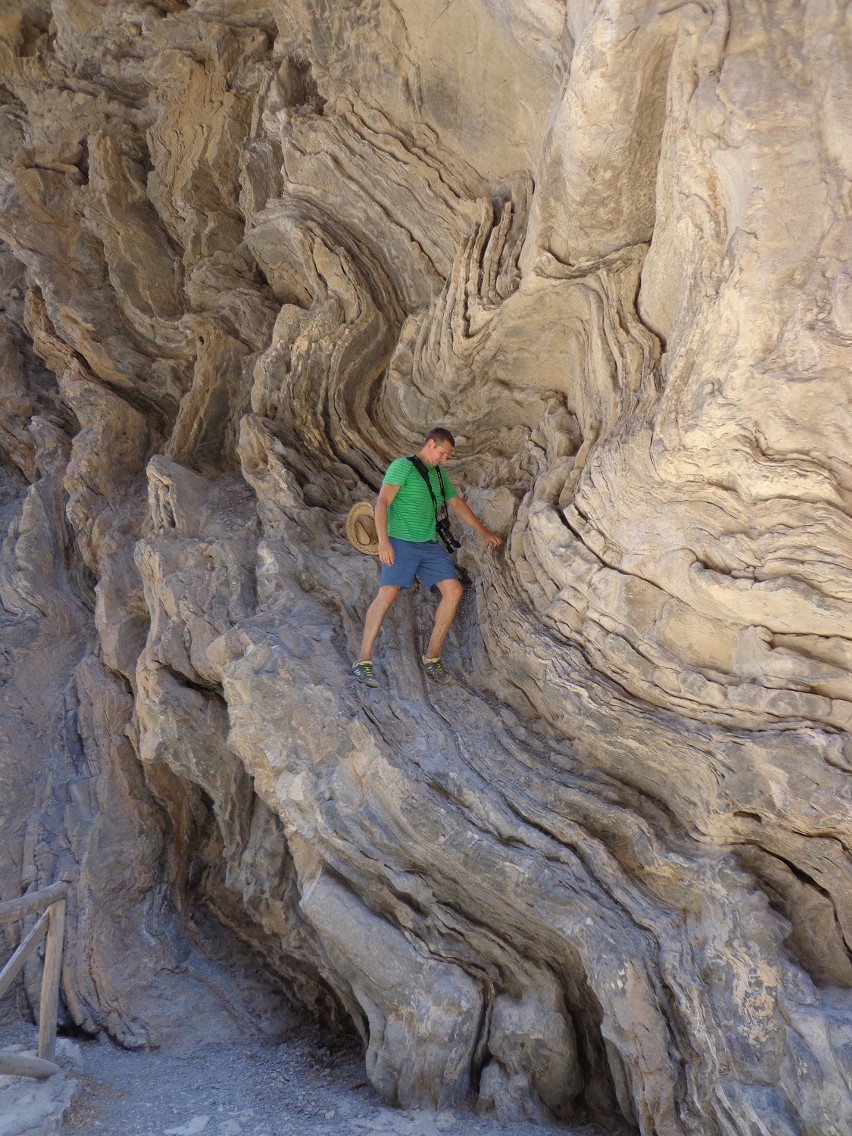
[436,516,461,553]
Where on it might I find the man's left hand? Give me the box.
[482,531,501,551]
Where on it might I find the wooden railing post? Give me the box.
[0,882,69,1078]
[37,896,66,1063]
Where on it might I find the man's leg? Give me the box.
[424,577,463,660]
[358,585,400,662]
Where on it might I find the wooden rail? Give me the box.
[0,882,68,1079]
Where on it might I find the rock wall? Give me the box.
[1,2,850,1133]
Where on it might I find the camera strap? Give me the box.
[407,456,448,522]
[406,456,469,583]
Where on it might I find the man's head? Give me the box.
[420,427,455,466]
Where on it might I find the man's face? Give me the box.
[424,439,453,466]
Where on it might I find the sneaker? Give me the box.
[421,656,452,685]
[351,660,378,688]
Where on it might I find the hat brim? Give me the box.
[345,502,380,556]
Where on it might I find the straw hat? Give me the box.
[345,501,379,556]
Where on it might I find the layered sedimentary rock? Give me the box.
[1,2,850,1134]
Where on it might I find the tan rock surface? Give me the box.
[0,3,850,1134]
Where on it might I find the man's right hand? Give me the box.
[378,537,395,566]
[374,485,398,566]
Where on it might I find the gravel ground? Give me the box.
[1,1021,620,1136]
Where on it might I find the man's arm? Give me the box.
[448,496,502,551]
[375,483,400,566]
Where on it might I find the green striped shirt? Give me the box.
[383,457,457,542]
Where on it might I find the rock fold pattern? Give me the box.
[0,3,850,1135]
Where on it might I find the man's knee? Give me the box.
[439,578,463,605]
[375,585,400,610]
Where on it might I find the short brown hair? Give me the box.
[424,427,455,448]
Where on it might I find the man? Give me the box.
[352,427,501,687]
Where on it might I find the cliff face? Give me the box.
[1,2,850,1132]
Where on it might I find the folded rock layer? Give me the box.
[0,3,850,1134]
